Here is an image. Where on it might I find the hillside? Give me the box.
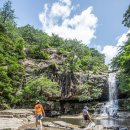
[0,22,108,108]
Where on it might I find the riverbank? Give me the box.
[0,109,130,129]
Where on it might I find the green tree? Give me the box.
[78,83,102,101]
[122,5,130,28]
[0,0,15,23]
[18,25,38,44]
[23,76,60,102]
[50,34,64,47]
[18,24,51,47]
[0,0,107,105]
[112,5,130,95]
[0,67,13,103]
[0,23,25,105]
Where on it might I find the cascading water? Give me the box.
[108,72,118,113]
[96,72,118,116]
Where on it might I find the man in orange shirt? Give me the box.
[34,100,45,130]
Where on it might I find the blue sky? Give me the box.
[0,0,130,63]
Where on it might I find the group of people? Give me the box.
[36,100,121,129]
[34,100,119,129]
[34,100,92,130]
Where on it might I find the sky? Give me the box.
[0,0,130,64]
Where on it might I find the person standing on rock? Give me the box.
[82,105,91,122]
[34,100,45,130]
[82,105,96,129]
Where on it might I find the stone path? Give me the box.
[0,109,34,129]
[0,117,27,129]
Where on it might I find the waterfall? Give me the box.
[107,72,118,115]
[95,72,118,116]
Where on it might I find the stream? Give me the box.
[19,115,130,130]
[43,116,130,128]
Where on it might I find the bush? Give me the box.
[27,45,49,59]
[23,75,60,103]
[78,83,102,101]
[57,48,64,55]
[39,51,49,59]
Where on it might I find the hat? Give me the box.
[36,100,40,103]
[84,106,88,110]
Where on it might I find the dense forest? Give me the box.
[0,1,129,108]
[0,1,108,107]
[112,5,130,98]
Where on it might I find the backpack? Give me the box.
[83,108,88,116]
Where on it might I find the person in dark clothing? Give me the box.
[82,106,96,129]
[82,106,91,121]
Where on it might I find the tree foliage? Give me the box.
[112,5,130,95]
[122,5,130,28]
[23,76,60,102]
[0,24,25,104]
[78,83,102,101]
[0,1,107,106]
[0,0,15,23]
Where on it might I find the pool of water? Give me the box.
[43,117,130,128]
[95,119,130,127]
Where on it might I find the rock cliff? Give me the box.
[22,48,109,101]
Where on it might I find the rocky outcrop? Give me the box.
[22,48,109,101]
[0,109,35,129]
[0,117,27,129]
[23,57,109,101]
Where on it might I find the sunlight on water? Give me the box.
[102,73,118,116]
[95,72,118,117]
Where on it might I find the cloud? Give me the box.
[50,0,72,19]
[93,44,102,52]
[102,30,130,64]
[102,45,117,64]
[39,0,98,45]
